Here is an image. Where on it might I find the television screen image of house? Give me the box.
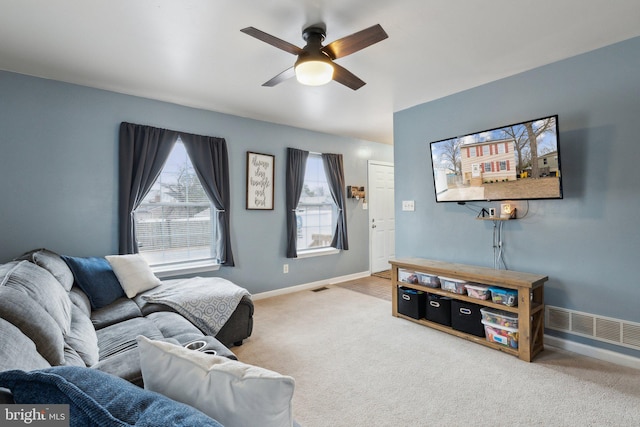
[429,115,562,202]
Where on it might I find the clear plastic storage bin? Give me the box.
[480,307,519,328]
[439,276,468,295]
[482,320,519,349]
[416,272,441,288]
[489,287,518,307]
[398,269,418,284]
[464,284,491,300]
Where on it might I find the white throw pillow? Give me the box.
[105,254,160,298]
[136,336,295,427]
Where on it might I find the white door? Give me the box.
[368,161,395,273]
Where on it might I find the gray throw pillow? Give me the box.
[0,261,72,335]
[0,287,65,366]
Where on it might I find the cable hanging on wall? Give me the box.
[493,220,507,270]
[460,201,520,270]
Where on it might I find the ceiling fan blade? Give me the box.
[331,63,366,90]
[322,24,388,59]
[241,27,304,56]
[263,67,296,87]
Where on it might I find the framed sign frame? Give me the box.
[246,152,275,210]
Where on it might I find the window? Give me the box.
[482,145,490,156]
[497,143,506,154]
[133,140,216,268]
[484,162,492,173]
[499,161,507,171]
[296,154,336,252]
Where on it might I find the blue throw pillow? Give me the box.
[61,256,125,309]
[0,367,223,427]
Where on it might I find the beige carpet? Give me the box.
[235,286,640,427]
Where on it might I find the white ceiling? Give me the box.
[2,1,639,144]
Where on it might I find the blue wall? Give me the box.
[394,36,640,357]
[0,71,393,294]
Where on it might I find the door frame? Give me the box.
[367,160,395,274]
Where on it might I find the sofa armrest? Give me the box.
[214,295,254,347]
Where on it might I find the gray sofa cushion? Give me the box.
[65,305,99,367]
[96,317,163,360]
[93,347,147,385]
[0,261,72,335]
[146,311,207,343]
[69,286,92,317]
[0,318,50,372]
[63,343,87,367]
[0,286,65,365]
[91,297,143,330]
[15,248,75,291]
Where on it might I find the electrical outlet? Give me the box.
[402,200,415,211]
[283,264,289,274]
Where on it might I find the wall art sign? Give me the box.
[246,152,274,210]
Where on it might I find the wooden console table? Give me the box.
[390,258,547,362]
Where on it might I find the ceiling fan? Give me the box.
[240,23,388,90]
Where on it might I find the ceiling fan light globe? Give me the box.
[295,61,334,86]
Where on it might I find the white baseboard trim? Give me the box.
[545,334,640,370]
[252,271,371,300]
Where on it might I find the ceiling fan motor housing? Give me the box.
[296,26,333,66]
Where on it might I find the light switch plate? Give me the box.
[402,200,415,211]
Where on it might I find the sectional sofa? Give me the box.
[0,248,252,398]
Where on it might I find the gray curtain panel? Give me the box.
[118,122,177,254]
[182,135,235,266]
[286,148,309,258]
[322,153,349,250]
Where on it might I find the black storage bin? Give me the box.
[425,294,452,326]
[451,300,485,337]
[397,287,426,319]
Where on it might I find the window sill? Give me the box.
[151,260,221,279]
[296,247,340,259]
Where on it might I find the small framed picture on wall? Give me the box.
[246,152,274,210]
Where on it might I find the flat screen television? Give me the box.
[429,114,562,203]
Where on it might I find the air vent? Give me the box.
[312,286,330,292]
[571,313,594,335]
[595,318,621,342]
[623,323,640,348]
[547,307,570,330]
[546,305,640,351]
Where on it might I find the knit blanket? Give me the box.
[141,277,250,336]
